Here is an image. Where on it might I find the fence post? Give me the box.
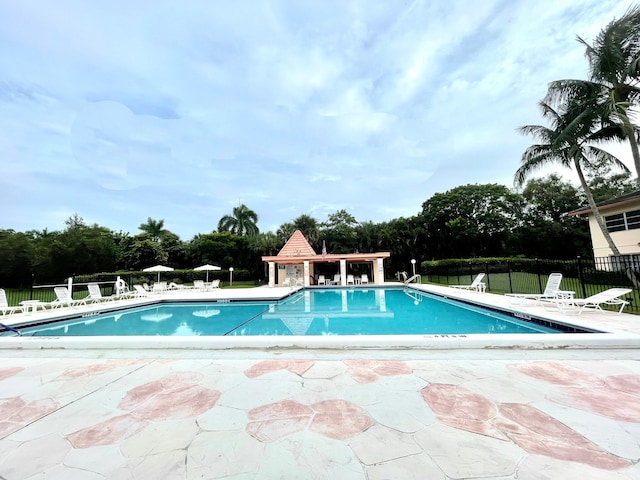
[30,274,34,300]
[485,262,490,291]
[576,256,587,298]
[536,259,543,293]
[507,261,513,293]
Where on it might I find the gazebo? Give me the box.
[262,230,391,287]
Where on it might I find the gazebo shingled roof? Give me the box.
[278,230,317,257]
[262,230,390,265]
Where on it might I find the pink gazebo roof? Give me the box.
[262,230,390,265]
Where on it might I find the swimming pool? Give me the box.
[3,288,582,337]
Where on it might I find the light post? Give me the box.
[229,267,234,286]
[411,259,416,276]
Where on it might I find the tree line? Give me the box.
[0,171,634,288]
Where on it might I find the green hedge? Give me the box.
[421,257,531,268]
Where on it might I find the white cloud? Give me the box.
[0,0,634,238]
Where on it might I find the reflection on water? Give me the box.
[174,322,199,336]
[192,309,220,318]
[141,312,173,322]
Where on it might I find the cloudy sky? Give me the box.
[1,0,634,239]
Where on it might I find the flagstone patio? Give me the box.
[2,347,640,479]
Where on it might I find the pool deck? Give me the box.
[1,283,640,478]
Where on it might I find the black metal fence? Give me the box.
[423,256,640,313]
[3,258,638,314]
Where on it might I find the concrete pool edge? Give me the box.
[1,332,639,351]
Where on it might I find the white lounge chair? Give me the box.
[361,274,369,285]
[333,274,341,285]
[51,287,89,308]
[552,288,632,314]
[318,275,326,285]
[209,279,220,289]
[451,273,486,293]
[0,289,25,315]
[87,283,114,303]
[133,285,150,297]
[505,273,563,305]
[193,280,206,291]
[347,274,355,285]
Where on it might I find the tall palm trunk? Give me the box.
[574,158,621,255]
[627,124,640,186]
[576,158,640,289]
[622,118,640,186]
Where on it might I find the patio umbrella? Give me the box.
[143,264,174,282]
[194,264,221,282]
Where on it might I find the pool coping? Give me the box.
[1,283,639,350]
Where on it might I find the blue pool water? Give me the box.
[5,288,567,337]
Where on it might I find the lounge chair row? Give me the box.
[504,273,632,314]
[0,283,147,315]
[447,272,632,315]
[317,274,369,285]
[1,278,226,316]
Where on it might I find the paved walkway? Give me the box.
[2,348,640,478]
[2,285,640,478]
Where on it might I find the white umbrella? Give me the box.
[194,264,221,282]
[143,264,174,282]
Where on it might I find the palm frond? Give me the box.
[584,146,631,172]
[514,144,570,186]
[518,124,552,141]
[589,123,627,143]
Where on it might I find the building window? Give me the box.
[626,209,640,230]
[605,210,640,232]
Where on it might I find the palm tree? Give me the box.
[138,218,169,242]
[217,204,259,236]
[250,232,282,256]
[515,100,628,258]
[548,6,640,184]
[292,214,320,247]
[276,222,295,244]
